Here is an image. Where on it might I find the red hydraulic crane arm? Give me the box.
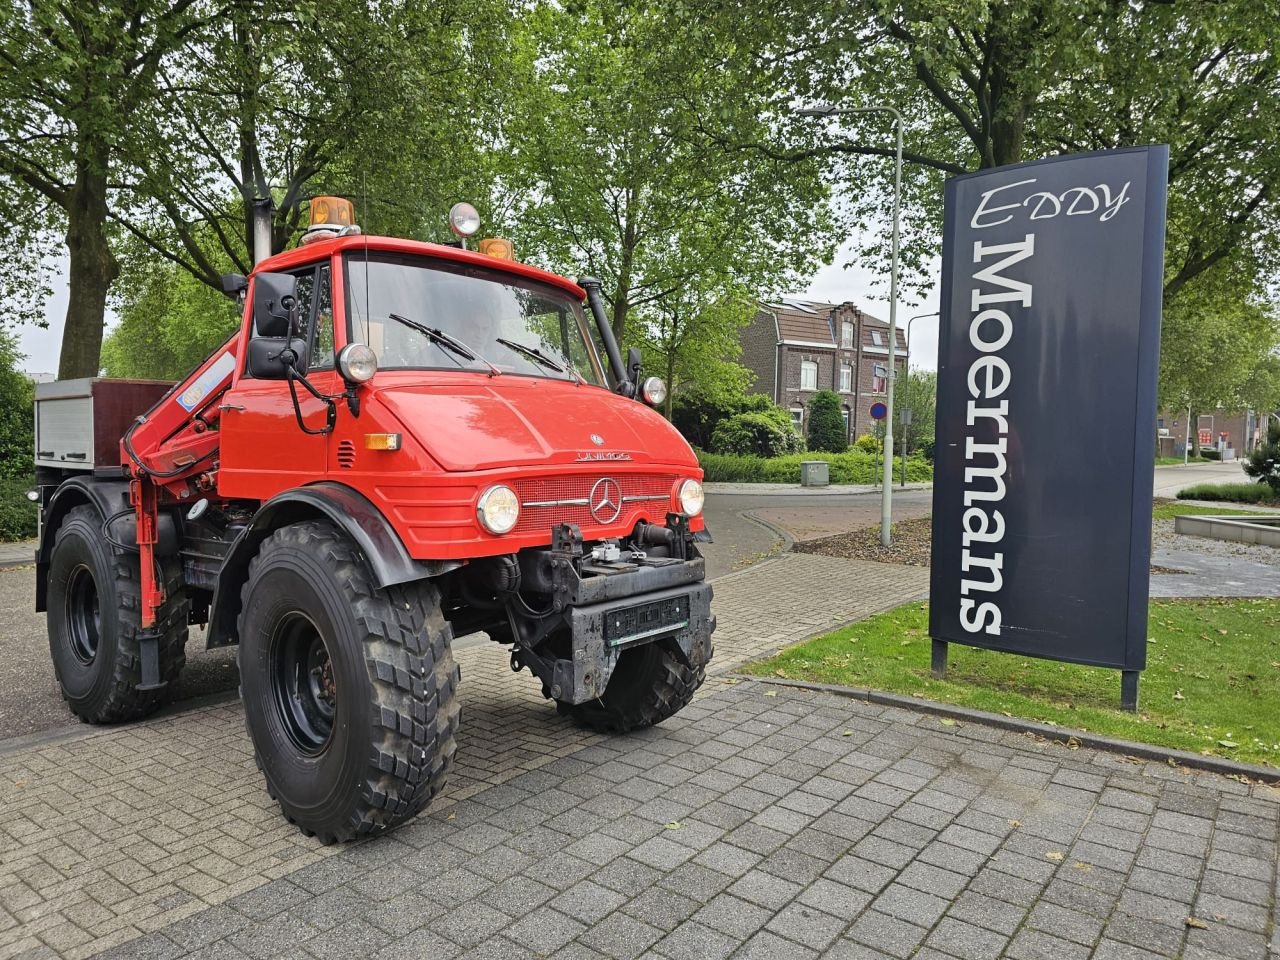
[119,336,240,631]
[121,336,240,493]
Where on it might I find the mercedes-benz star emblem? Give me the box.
[590,433,605,446]
[589,477,622,524]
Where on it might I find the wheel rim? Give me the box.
[270,613,336,755]
[65,564,101,665]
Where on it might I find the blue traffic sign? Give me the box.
[869,402,888,420]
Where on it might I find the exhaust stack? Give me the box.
[252,197,274,266]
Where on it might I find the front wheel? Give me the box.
[556,636,708,734]
[238,521,460,843]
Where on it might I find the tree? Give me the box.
[806,390,848,453]
[120,0,510,291]
[638,292,753,419]
[1243,420,1280,494]
[690,0,1280,388]
[897,369,937,456]
[101,254,239,380]
[0,2,221,378]
[500,0,836,353]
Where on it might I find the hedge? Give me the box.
[0,477,37,542]
[1175,482,1280,505]
[698,450,933,484]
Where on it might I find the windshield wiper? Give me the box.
[387,313,501,376]
[494,338,583,383]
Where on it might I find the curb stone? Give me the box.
[734,673,1280,785]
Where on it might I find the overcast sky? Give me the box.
[20,233,944,378]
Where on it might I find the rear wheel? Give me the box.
[46,505,188,723]
[556,636,708,734]
[238,521,460,843]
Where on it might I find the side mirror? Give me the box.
[627,346,643,384]
[247,337,311,380]
[253,272,299,338]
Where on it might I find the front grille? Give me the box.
[513,474,675,535]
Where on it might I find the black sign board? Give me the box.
[929,147,1168,702]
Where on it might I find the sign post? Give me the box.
[928,147,1168,711]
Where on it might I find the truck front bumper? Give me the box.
[556,580,715,704]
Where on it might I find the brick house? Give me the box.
[739,298,909,441]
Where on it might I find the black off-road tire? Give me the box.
[237,521,460,843]
[46,505,188,723]
[557,636,707,734]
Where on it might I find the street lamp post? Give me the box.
[900,311,939,486]
[798,102,903,546]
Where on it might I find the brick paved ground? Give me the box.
[2,552,1278,960]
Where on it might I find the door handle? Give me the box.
[219,404,245,412]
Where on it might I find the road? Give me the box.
[0,487,910,741]
[1153,458,1250,497]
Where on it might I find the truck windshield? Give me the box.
[345,254,605,385]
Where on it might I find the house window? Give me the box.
[871,330,884,347]
[840,363,852,393]
[842,408,851,435]
[800,360,817,390]
[841,322,854,349]
[872,370,887,393]
[790,406,804,430]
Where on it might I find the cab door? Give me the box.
[218,263,340,499]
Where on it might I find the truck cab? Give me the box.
[35,200,715,843]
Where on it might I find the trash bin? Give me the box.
[800,460,829,487]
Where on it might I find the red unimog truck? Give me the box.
[32,199,714,842]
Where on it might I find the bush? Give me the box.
[807,390,847,453]
[853,433,880,454]
[673,388,798,451]
[1243,421,1280,495]
[0,477,37,541]
[1200,449,1221,461]
[1175,482,1280,504]
[709,411,803,457]
[698,450,933,485]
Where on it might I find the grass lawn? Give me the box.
[1151,501,1275,520]
[745,598,1280,768]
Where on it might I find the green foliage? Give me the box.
[1200,449,1222,461]
[0,335,34,484]
[1176,482,1280,504]
[500,0,836,353]
[640,297,755,419]
[698,450,931,484]
[0,336,36,542]
[806,390,847,453]
[673,388,793,450]
[708,410,803,458]
[103,257,240,380]
[0,477,38,541]
[1243,422,1280,495]
[898,370,937,455]
[853,433,880,454]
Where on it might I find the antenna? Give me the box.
[362,172,371,346]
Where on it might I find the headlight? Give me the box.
[338,343,378,383]
[449,201,481,238]
[641,376,667,407]
[477,484,520,534]
[678,478,704,517]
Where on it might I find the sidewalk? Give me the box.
[3,550,1279,960]
[0,541,34,570]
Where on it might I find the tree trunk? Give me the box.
[58,153,118,380]
[1189,410,1200,457]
